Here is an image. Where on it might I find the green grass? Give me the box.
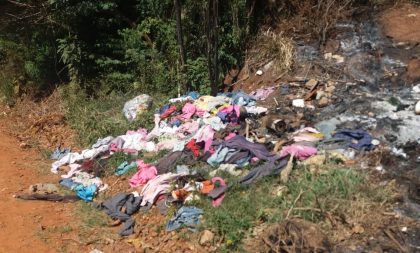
[194,165,389,251]
[60,83,171,146]
[74,201,109,228]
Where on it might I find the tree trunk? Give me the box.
[207,0,219,96]
[174,0,188,91]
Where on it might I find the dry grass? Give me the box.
[247,30,294,75]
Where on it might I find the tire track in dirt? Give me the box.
[0,122,77,253]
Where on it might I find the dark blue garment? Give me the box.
[171,120,182,127]
[333,129,374,150]
[239,157,289,185]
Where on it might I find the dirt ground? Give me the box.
[0,116,81,253]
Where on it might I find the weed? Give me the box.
[197,165,389,250]
[60,84,170,146]
[74,202,109,228]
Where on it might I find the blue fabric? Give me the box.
[75,184,97,202]
[207,146,237,167]
[166,206,203,231]
[185,91,200,100]
[333,129,374,151]
[231,91,256,106]
[172,120,182,127]
[115,161,137,176]
[59,178,79,190]
[50,147,71,160]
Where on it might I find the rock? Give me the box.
[415,101,420,115]
[256,70,263,76]
[316,91,326,100]
[19,142,29,149]
[292,99,305,108]
[305,79,318,89]
[352,224,365,234]
[318,97,329,107]
[199,230,214,246]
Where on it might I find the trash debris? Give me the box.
[391,147,408,159]
[50,147,71,160]
[256,70,263,76]
[415,100,420,115]
[166,206,203,232]
[29,183,59,194]
[95,192,141,236]
[292,99,305,108]
[123,94,152,121]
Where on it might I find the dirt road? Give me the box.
[0,122,76,253]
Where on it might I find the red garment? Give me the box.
[186,139,200,157]
[160,105,178,119]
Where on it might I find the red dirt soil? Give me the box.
[0,118,79,253]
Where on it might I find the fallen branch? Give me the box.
[384,229,408,253]
[286,189,304,219]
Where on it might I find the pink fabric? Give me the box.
[126,128,148,137]
[279,145,317,160]
[225,132,236,141]
[140,173,183,206]
[172,103,196,122]
[194,125,215,152]
[211,177,226,207]
[129,160,158,188]
[177,121,200,137]
[218,105,240,117]
[250,86,276,100]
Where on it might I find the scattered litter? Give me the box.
[391,147,408,159]
[123,94,152,121]
[292,99,305,108]
[166,206,203,231]
[50,147,71,160]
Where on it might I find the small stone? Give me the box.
[318,97,329,107]
[316,91,326,100]
[256,70,263,76]
[199,230,214,246]
[19,142,29,149]
[371,139,380,146]
[352,224,364,234]
[305,79,318,89]
[401,226,408,232]
[415,101,420,115]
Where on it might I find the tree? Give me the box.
[207,0,219,95]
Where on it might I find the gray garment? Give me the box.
[15,194,79,202]
[224,135,280,162]
[95,193,141,236]
[239,156,289,185]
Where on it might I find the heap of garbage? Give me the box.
[15,86,388,236]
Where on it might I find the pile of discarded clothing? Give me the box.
[17,87,378,236]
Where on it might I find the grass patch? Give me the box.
[195,165,389,251]
[60,83,170,146]
[74,201,109,228]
